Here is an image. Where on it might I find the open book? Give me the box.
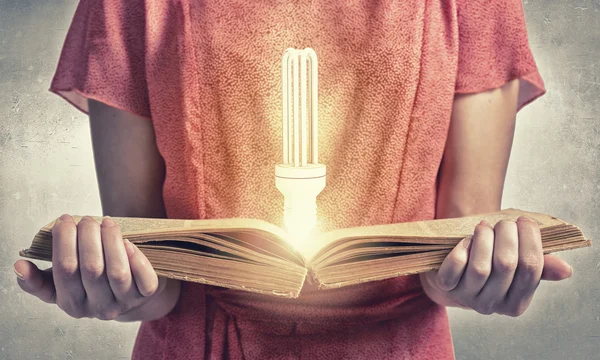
[20,208,591,298]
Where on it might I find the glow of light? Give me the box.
[282,189,321,258]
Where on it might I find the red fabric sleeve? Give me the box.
[50,0,151,118]
[455,0,546,111]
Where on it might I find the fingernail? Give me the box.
[58,214,74,222]
[13,267,24,281]
[102,216,116,228]
[81,215,95,222]
[518,216,535,224]
[478,220,491,228]
[568,266,574,278]
[124,239,135,257]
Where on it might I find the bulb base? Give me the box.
[275,164,326,236]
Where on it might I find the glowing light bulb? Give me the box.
[275,48,326,252]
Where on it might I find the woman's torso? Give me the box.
[135,1,458,358]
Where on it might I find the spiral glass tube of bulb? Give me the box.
[275,48,326,252]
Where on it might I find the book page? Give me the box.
[39,216,306,266]
[311,209,569,264]
[23,209,590,297]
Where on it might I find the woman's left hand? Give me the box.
[420,216,573,316]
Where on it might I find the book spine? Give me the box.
[305,267,318,285]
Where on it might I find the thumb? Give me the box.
[541,254,573,281]
[14,260,56,303]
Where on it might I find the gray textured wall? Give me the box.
[1,1,598,359]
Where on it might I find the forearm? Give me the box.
[432,80,518,220]
[89,99,180,322]
[421,81,519,307]
[434,179,502,220]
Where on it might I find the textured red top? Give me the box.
[51,0,544,359]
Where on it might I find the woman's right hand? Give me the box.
[14,214,181,322]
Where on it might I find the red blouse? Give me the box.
[51,0,544,358]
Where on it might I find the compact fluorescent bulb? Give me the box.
[276,48,326,241]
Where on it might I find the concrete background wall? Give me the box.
[0,1,598,359]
